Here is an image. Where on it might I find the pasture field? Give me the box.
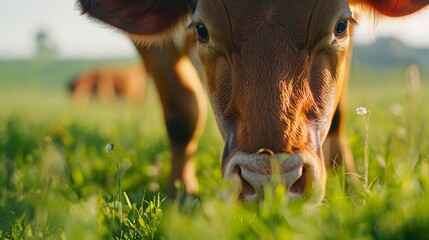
[1,59,429,239]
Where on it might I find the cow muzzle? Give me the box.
[224,150,326,202]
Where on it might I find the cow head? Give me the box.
[80,0,429,202]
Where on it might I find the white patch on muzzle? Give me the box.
[224,151,326,202]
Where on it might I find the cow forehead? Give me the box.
[196,0,352,48]
[197,0,351,19]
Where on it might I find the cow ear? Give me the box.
[79,0,196,38]
[350,0,429,17]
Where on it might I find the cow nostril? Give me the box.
[289,165,307,196]
[233,166,256,200]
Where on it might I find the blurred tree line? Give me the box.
[353,37,429,68]
[34,29,58,61]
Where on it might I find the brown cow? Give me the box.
[69,65,147,104]
[79,0,429,202]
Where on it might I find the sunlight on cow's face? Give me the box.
[193,0,355,201]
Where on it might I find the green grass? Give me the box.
[0,59,428,239]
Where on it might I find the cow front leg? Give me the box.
[323,106,353,170]
[323,101,358,190]
[136,43,207,195]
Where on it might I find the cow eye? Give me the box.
[334,20,348,37]
[196,23,209,44]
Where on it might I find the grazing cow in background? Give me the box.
[79,0,429,202]
[69,65,147,104]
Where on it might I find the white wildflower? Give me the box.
[356,106,370,190]
[356,107,369,115]
[105,143,115,153]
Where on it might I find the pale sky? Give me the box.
[1,0,428,59]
